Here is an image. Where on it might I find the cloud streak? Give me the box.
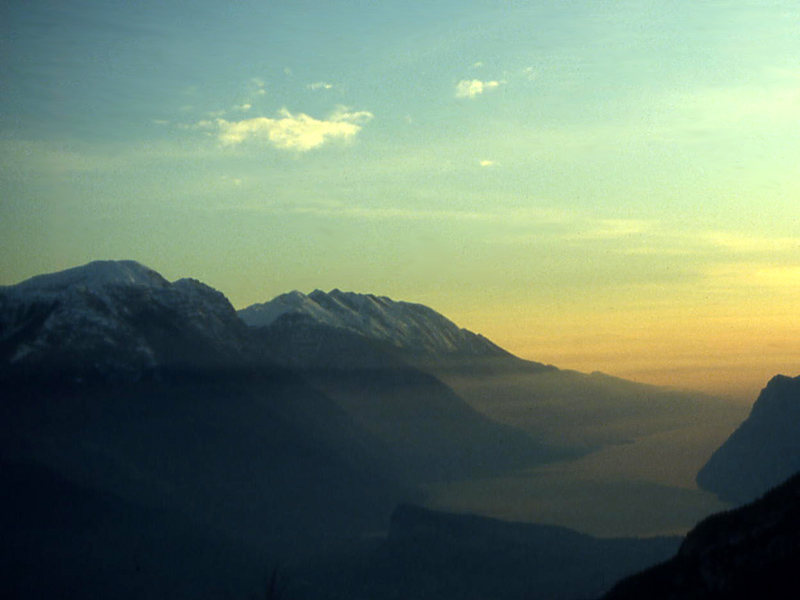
[211,107,373,151]
[307,82,334,91]
[455,79,500,99]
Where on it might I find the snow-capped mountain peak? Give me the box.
[1,261,245,381]
[238,289,509,357]
[5,260,169,295]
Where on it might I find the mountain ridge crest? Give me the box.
[239,288,510,358]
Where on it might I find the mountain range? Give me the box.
[0,261,416,597]
[0,259,765,599]
[239,282,727,451]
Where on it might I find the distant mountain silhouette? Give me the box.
[289,503,681,600]
[697,374,800,504]
[602,470,800,600]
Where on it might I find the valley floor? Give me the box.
[421,404,747,537]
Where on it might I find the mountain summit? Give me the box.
[238,288,510,357]
[4,260,170,294]
[0,260,247,381]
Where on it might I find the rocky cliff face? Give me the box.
[697,374,800,504]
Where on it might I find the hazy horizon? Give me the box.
[3,1,799,402]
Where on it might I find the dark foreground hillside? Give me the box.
[0,459,263,600]
[602,471,800,600]
[288,504,681,600]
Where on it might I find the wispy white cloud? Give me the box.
[234,103,252,112]
[479,159,496,167]
[455,79,500,99]
[210,106,374,151]
[307,81,334,91]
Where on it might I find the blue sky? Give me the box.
[2,0,800,398]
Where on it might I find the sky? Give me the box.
[2,0,799,400]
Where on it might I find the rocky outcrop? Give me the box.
[697,374,800,504]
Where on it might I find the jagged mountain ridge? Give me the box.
[238,286,583,479]
[697,374,800,504]
[3,260,730,455]
[239,288,510,357]
[235,274,732,452]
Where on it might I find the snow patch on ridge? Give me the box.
[5,260,169,295]
[239,289,508,357]
[1,260,244,379]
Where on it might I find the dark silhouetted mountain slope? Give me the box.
[248,312,575,482]
[602,470,800,600]
[0,261,414,566]
[697,374,800,504]
[0,458,262,600]
[290,504,681,600]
